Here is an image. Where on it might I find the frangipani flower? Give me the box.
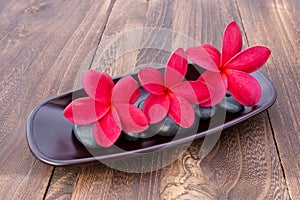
[138,48,210,128]
[63,70,148,147]
[186,21,271,107]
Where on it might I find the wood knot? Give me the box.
[24,6,42,14]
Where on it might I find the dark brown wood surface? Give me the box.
[0,0,298,199]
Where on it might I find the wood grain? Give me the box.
[44,167,80,200]
[236,0,300,198]
[0,0,296,199]
[0,0,113,199]
[56,0,288,200]
[160,113,289,199]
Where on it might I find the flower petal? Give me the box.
[165,48,188,87]
[226,70,261,106]
[198,71,227,107]
[172,80,210,104]
[63,97,109,125]
[224,46,271,73]
[142,94,170,124]
[114,103,148,133]
[93,109,121,147]
[138,67,165,95]
[82,70,114,103]
[130,88,141,104]
[112,76,140,104]
[201,44,221,67]
[168,94,195,128]
[221,21,243,66]
[186,46,220,72]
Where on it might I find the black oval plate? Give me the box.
[26,66,276,166]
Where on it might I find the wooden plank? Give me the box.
[161,113,289,199]
[44,0,289,199]
[236,0,300,199]
[0,0,113,199]
[44,167,80,200]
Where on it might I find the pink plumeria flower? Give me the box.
[63,70,148,147]
[186,21,271,107]
[138,48,210,128]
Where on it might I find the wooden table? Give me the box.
[1,0,299,199]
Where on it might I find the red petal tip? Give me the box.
[82,70,114,103]
[138,67,165,95]
[221,21,243,66]
[165,48,188,87]
[186,46,220,72]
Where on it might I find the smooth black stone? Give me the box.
[195,106,217,120]
[121,132,139,141]
[123,115,194,139]
[121,126,158,141]
[155,117,181,137]
[123,111,199,139]
[156,115,199,137]
[73,124,102,149]
[219,93,244,113]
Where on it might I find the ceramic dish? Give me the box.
[26,65,276,166]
